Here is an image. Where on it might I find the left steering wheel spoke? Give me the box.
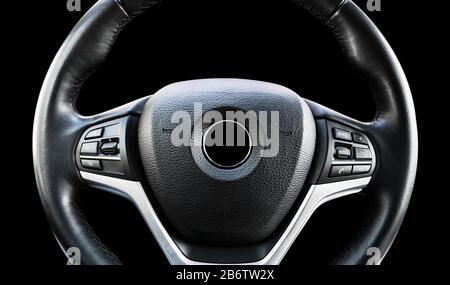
[76,96,149,183]
[77,116,139,181]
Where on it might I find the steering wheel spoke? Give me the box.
[305,99,376,186]
[75,96,148,177]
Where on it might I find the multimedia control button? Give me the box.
[335,146,352,159]
[80,142,98,155]
[81,159,102,170]
[352,133,368,145]
[333,128,352,141]
[354,147,372,160]
[103,124,120,137]
[352,164,372,174]
[85,128,103,139]
[329,165,352,177]
[101,141,119,155]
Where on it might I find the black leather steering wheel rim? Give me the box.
[33,0,418,265]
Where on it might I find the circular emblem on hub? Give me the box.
[202,120,252,169]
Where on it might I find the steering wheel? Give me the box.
[33,0,418,265]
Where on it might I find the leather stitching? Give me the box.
[294,0,329,22]
[66,1,158,263]
[70,10,131,112]
[71,71,95,112]
[118,0,162,18]
[74,202,122,265]
[326,1,383,126]
[70,0,164,111]
[130,0,161,17]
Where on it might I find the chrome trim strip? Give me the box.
[80,171,371,265]
[80,155,121,161]
[331,160,372,165]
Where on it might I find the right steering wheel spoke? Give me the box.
[314,120,376,185]
[305,99,377,187]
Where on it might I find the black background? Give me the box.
[4,0,444,277]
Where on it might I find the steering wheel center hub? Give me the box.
[202,120,252,169]
[138,79,316,245]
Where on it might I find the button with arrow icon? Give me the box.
[329,165,352,177]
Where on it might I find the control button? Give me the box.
[335,146,352,159]
[103,124,120,137]
[352,164,372,175]
[100,141,119,155]
[333,128,352,141]
[352,133,368,145]
[85,128,103,139]
[81,159,102,170]
[329,165,352,177]
[80,142,98,155]
[354,147,372,160]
